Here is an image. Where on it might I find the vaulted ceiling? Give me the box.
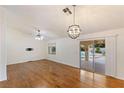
[2,5,124,39]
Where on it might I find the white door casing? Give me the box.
[105,36,117,77]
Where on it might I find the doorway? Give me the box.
[80,39,105,75]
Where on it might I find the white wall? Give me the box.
[7,27,47,65]
[0,7,7,81]
[2,6,47,65]
[47,38,80,68]
[0,7,47,81]
[116,30,124,80]
[47,28,124,80]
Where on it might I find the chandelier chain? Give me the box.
[73,5,76,25]
[67,5,81,39]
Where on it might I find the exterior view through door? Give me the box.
[80,39,105,75]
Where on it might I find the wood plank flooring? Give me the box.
[0,59,124,88]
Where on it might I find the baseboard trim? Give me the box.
[7,59,46,66]
[115,76,124,80]
[46,59,80,69]
[0,76,7,81]
[107,74,124,80]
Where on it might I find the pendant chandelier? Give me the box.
[35,29,44,40]
[67,5,81,39]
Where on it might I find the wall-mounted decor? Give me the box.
[26,48,34,51]
[48,43,56,54]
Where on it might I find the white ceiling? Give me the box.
[3,5,124,39]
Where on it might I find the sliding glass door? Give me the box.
[80,39,105,75]
[94,40,105,74]
[80,40,94,72]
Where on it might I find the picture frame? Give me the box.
[48,43,56,54]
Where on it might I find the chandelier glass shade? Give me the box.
[67,5,81,39]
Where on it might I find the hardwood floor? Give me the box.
[0,59,124,88]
